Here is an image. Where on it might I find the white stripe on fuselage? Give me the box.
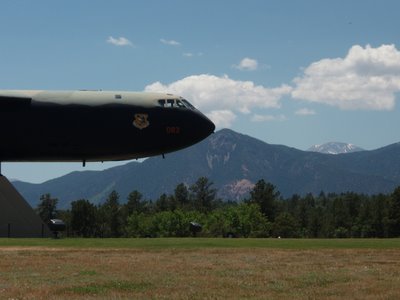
[0,90,181,107]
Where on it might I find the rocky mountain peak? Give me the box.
[307,142,364,155]
[207,129,238,169]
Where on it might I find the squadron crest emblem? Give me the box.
[133,113,149,130]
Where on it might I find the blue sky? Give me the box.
[2,0,400,183]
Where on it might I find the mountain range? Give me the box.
[13,128,400,209]
[307,142,364,154]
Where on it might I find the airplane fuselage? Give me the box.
[0,90,215,162]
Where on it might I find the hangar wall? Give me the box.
[0,175,50,237]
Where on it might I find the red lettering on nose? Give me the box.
[166,127,181,134]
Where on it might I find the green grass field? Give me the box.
[1,238,400,299]
[1,237,400,249]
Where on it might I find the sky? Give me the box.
[1,0,400,183]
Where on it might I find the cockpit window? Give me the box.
[176,100,185,108]
[157,99,176,107]
[157,98,196,110]
[182,99,196,110]
[158,99,166,107]
[166,99,175,107]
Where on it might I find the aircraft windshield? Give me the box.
[157,98,196,110]
[181,99,196,110]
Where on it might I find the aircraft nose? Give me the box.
[186,111,215,145]
[198,113,215,138]
[206,116,216,134]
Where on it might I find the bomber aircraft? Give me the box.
[0,90,215,166]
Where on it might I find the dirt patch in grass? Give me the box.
[0,247,399,299]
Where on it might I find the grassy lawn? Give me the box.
[0,238,400,299]
[1,237,400,249]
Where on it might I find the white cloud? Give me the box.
[160,38,181,46]
[292,44,400,110]
[234,57,258,71]
[106,36,133,47]
[251,114,286,122]
[295,108,316,116]
[146,74,291,111]
[206,110,237,128]
[183,52,203,57]
[145,74,291,127]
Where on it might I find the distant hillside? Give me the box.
[308,142,364,154]
[13,129,400,209]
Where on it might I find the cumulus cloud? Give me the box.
[295,108,316,116]
[145,74,291,127]
[251,114,286,122]
[234,57,259,71]
[160,38,181,46]
[107,36,133,47]
[206,110,237,128]
[183,52,203,57]
[292,44,400,110]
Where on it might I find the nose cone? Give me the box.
[203,113,216,134]
[196,112,215,141]
[159,109,215,154]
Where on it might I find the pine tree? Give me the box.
[36,194,58,223]
[388,186,400,237]
[189,177,217,213]
[70,199,97,237]
[125,190,144,215]
[174,183,190,209]
[101,190,122,237]
[248,179,279,221]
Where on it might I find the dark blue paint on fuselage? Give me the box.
[0,93,215,162]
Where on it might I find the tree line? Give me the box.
[36,177,400,238]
